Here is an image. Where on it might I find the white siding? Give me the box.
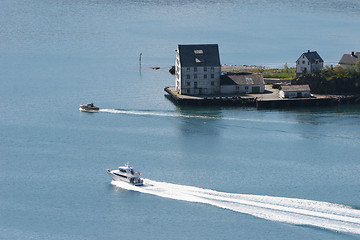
[279,90,285,98]
[175,45,221,96]
[175,52,182,93]
[280,90,310,98]
[311,61,323,72]
[296,54,323,74]
[339,64,355,70]
[296,54,310,74]
[220,85,264,94]
[179,66,221,95]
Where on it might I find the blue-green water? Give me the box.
[1,0,360,239]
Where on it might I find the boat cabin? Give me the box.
[118,166,135,175]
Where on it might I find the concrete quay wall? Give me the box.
[164,87,360,108]
[164,87,256,106]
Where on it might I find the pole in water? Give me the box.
[139,52,142,71]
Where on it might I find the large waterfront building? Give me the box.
[175,44,221,95]
[296,50,324,75]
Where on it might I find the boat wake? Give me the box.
[111,179,360,235]
[99,108,296,124]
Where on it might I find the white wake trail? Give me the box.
[111,179,360,235]
[99,108,296,124]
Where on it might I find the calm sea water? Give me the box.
[1,0,360,239]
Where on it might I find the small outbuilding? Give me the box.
[280,85,311,98]
[338,51,360,70]
[220,73,265,94]
[296,50,323,75]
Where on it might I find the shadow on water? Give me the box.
[350,205,360,211]
[257,104,360,145]
[255,103,360,125]
[286,105,360,128]
[172,102,224,137]
[275,104,360,114]
[107,183,139,196]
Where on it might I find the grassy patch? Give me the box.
[262,69,296,79]
[232,65,296,80]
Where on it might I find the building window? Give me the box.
[194,74,197,79]
[211,74,214,78]
[211,67,214,71]
[204,74,207,79]
[186,67,190,71]
[186,82,190,86]
[308,62,310,65]
[302,61,305,64]
[245,86,249,90]
[194,67,197,72]
[187,89,190,93]
[204,67,207,72]
[194,82,198,88]
[186,74,190,79]
[211,81,214,86]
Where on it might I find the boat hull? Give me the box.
[106,169,143,186]
[79,105,99,112]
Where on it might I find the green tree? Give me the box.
[284,63,289,73]
[355,61,360,72]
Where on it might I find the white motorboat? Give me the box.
[106,162,143,186]
[79,103,99,112]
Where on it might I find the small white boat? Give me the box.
[106,162,143,186]
[79,103,99,112]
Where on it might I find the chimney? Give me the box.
[351,51,355,56]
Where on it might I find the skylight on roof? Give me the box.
[194,50,203,55]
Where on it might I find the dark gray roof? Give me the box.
[338,52,360,65]
[297,51,323,63]
[178,44,220,67]
[281,85,310,92]
[220,73,264,86]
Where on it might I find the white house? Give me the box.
[175,44,221,95]
[220,73,265,94]
[338,51,360,70]
[296,50,324,75]
[279,85,311,98]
